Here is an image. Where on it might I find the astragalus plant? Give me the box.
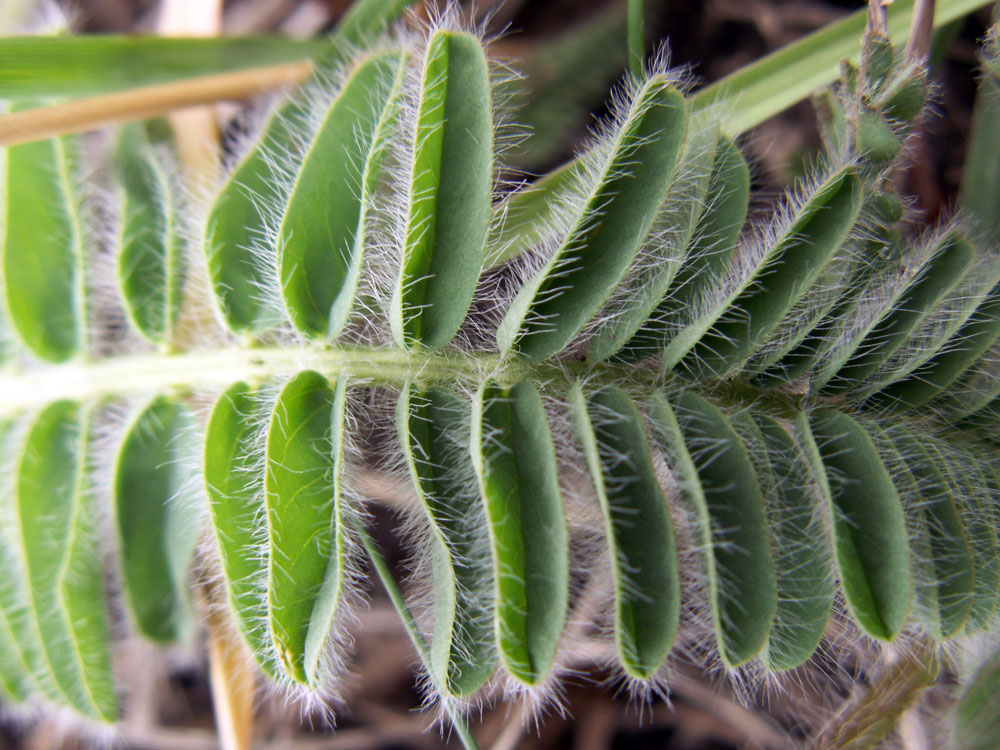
[1,0,1000,747]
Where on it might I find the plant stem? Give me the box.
[0,344,813,420]
[811,640,940,749]
[354,520,480,750]
[627,0,644,77]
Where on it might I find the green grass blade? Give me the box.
[472,380,568,686]
[0,0,418,98]
[498,77,687,361]
[17,402,116,721]
[279,50,406,339]
[113,123,184,347]
[627,0,644,77]
[114,395,201,644]
[806,410,910,641]
[204,382,274,675]
[650,392,775,669]
[392,30,493,350]
[0,36,331,98]
[753,413,835,671]
[569,385,680,679]
[510,3,627,172]
[397,385,496,697]
[2,106,86,362]
[691,0,993,136]
[264,371,346,687]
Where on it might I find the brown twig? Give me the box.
[905,0,937,63]
[868,0,890,37]
[0,62,310,147]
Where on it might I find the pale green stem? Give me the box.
[627,0,644,78]
[353,520,479,750]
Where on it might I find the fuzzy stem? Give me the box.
[0,344,815,420]
[810,640,940,749]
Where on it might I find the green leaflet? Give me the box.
[498,76,686,361]
[264,371,349,687]
[113,123,183,347]
[887,427,974,639]
[863,254,1000,397]
[672,166,863,377]
[762,195,903,384]
[398,385,495,696]
[753,413,835,671]
[962,464,1000,628]
[954,644,1000,750]
[871,282,1000,409]
[569,385,679,679]
[279,50,405,339]
[587,117,718,363]
[806,410,910,641]
[0,420,34,703]
[821,233,974,394]
[617,133,749,361]
[471,380,568,686]
[204,382,274,675]
[649,392,775,669]
[204,0,418,335]
[392,30,493,350]
[114,395,201,644]
[2,104,86,362]
[16,402,115,721]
